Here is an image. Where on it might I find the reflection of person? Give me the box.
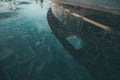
[35,0,44,8]
[40,0,43,8]
[35,0,38,4]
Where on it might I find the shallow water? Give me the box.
[0,0,93,80]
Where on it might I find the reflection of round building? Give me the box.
[47,1,120,79]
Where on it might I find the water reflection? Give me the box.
[0,0,93,80]
[66,35,82,49]
[35,0,44,8]
[47,4,120,80]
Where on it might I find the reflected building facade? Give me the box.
[48,1,120,80]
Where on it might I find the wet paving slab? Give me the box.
[0,0,93,80]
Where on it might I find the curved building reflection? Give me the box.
[47,2,120,80]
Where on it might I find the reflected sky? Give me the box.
[67,36,82,49]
